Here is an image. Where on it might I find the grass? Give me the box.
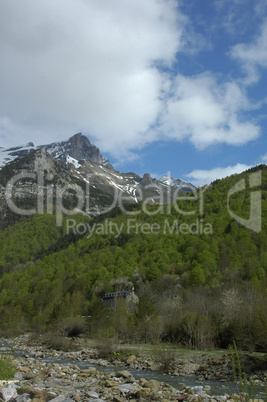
[228,341,267,401]
[0,355,16,380]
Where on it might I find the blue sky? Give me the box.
[0,0,267,186]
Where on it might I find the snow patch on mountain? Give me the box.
[159,175,196,191]
[0,143,35,168]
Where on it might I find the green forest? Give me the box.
[0,165,267,352]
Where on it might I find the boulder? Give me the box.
[143,379,161,390]
[13,394,31,402]
[126,355,136,366]
[116,370,132,379]
[20,388,56,402]
[105,380,118,387]
[0,383,18,401]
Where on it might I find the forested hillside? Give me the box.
[0,165,266,351]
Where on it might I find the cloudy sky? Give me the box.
[0,0,267,186]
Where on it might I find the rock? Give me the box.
[143,379,161,390]
[192,385,204,395]
[20,388,56,402]
[19,367,31,373]
[51,397,74,402]
[136,387,152,398]
[116,370,132,379]
[184,387,195,395]
[0,383,18,401]
[126,355,136,366]
[86,391,99,399]
[139,378,147,386]
[113,397,124,402]
[177,395,187,401]
[105,380,118,387]
[13,394,31,402]
[80,368,96,376]
[250,400,264,402]
[118,384,137,393]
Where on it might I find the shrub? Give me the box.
[229,342,267,401]
[152,345,176,373]
[43,333,67,351]
[56,317,86,337]
[95,340,119,360]
[0,355,16,380]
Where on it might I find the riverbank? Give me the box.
[0,335,266,401]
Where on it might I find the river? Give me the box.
[0,339,263,398]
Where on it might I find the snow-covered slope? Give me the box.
[159,175,196,193]
[0,143,35,168]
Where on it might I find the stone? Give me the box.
[250,400,264,402]
[81,368,96,375]
[139,378,147,386]
[143,379,161,390]
[126,355,136,366]
[192,385,204,395]
[21,388,56,402]
[138,388,152,398]
[19,367,31,373]
[105,380,118,387]
[13,395,31,402]
[0,383,18,401]
[118,384,137,393]
[116,370,132,379]
[113,397,124,402]
[86,391,99,398]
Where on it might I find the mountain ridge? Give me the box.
[0,133,196,208]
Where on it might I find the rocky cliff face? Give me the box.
[39,133,110,166]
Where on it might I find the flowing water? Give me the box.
[0,340,263,398]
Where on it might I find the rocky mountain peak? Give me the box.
[66,133,101,163]
[40,133,105,166]
[140,173,153,186]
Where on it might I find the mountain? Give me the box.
[0,163,266,352]
[0,147,114,228]
[38,133,113,168]
[0,142,35,168]
[159,175,196,193]
[0,134,196,219]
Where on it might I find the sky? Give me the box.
[0,0,267,186]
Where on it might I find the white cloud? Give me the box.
[0,0,182,155]
[230,20,267,84]
[0,0,262,162]
[260,152,267,164]
[160,73,260,149]
[185,163,252,187]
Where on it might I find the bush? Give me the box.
[0,355,16,380]
[152,345,176,373]
[95,340,119,360]
[55,317,86,337]
[43,333,67,351]
[229,342,267,401]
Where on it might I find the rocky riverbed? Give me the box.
[0,336,266,401]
